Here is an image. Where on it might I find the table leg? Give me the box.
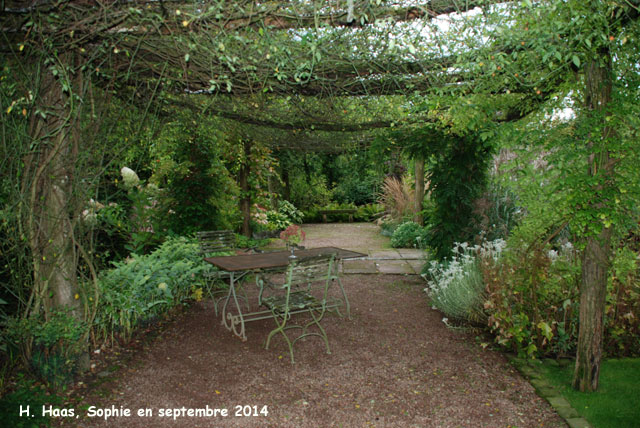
[332,262,351,318]
[220,271,247,341]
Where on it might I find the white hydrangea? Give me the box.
[81,209,98,226]
[120,166,140,188]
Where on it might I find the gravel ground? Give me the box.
[58,223,566,428]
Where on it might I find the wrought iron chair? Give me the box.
[197,230,256,315]
[261,253,346,363]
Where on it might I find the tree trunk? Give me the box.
[282,166,291,201]
[267,172,278,210]
[414,156,425,225]
[574,229,611,391]
[572,50,614,392]
[26,53,82,321]
[239,140,252,237]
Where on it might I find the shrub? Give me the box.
[157,125,240,236]
[482,239,580,358]
[93,236,207,344]
[472,235,638,359]
[604,246,640,356]
[89,172,166,258]
[278,200,304,224]
[3,309,87,387]
[390,221,427,248]
[379,219,398,237]
[333,175,379,205]
[234,233,269,250]
[354,203,384,222]
[423,241,503,325]
[290,173,332,211]
[301,208,322,223]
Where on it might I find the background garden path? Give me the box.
[68,223,566,428]
[276,223,426,275]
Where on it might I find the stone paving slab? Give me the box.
[395,249,426,259]
[509,356,593,428]
[377,260,415,275]
[336,249,426,275]
[368,250,402,260]
[407,260,426,274]
[341,259,378,274]
[566,418,591,428]
[555,404,580,419]
[299,224,427,275]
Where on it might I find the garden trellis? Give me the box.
[2,0,639,392]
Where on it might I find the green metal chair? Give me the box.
[197,230,254,315]
[261,253,345,363]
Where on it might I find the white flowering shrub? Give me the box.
[120,166,140,189]
[423,240,506,324]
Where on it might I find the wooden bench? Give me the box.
[318,209,357,223]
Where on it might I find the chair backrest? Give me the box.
[196,230,236,256]
[287,253,337,287]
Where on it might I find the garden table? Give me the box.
[205,247,365,341]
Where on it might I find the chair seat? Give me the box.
[262,291,317,312]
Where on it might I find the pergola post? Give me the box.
[414,156,425,226]
[239,140,252,237]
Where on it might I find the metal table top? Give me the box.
[205,246,366,272]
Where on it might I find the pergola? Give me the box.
[2,0,639,391]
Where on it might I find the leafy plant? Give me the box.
[390,221,427,248]
[482,238,581,358]
[333,174,380,205]
[278,200,304,224]
[423,241,504,325]
[251,202,302,233]
[0,376,59,427]
[354,203,384,222]
[604,246,640,356]
[93,236,207,345]
[425,133,492,260]
[3,309,87,387]
[265,210,291,231]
